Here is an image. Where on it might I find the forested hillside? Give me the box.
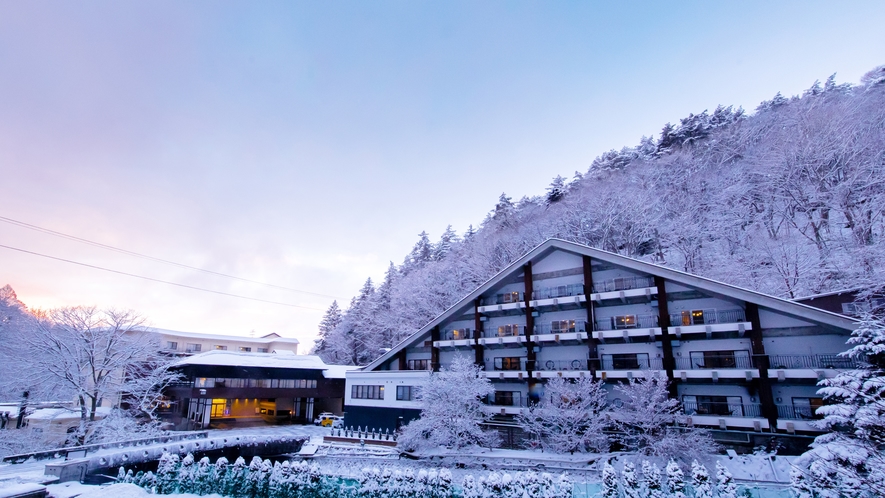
[314,65,885,366]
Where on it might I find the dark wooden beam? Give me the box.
[746,302,778,431]
[474,298,484,367]
[654,276,678,398]
[397,348,407,371]
[523,262,538,398]
[430,326,441,372]
[582,255,599,374]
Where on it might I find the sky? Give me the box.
[0,1,883,348]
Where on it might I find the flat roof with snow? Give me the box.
[174,350,357,378]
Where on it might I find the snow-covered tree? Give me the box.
[193,456,212,495]
[155,452,180,495]
[212,457,229,495]
[690,460,712,498]
[226,456,248,498]
[614,374,717,458]
[622,462,641,498]
[460,474,479,498]
[517,375,610,454]
[715,461,738,498]
[642,461,665,498]
[177,453,195,494]
[601,462,620,498]
[398,354,498,451]
[799,313,885,497]
[546,176,568,205]
[665,460,686,498]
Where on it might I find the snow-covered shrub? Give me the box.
[226,456,249,498]
[177,453,196,494]
[518,471,543,498]
[460,475,479,498]
[138,471,156,492]
[554,473,573,498]
[665,460,685,498]
[622,462,641,498]
[155,452,180,494]
[642,461,665,498]
[434,468,453,498]
[500,472,524,498]
[193,456,213,495]
[212,457,229,495]
[790,466,814,498]
[358,467,383,498]
[117,467,127,483]
[690,460,712,498]
[715,461,737,498]
[601,462,620,498]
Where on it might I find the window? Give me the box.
[351,385,384,400]
[396,386,418,401]
[603,353,649,370]
[195,377,215,388]
[210,399,230,418]
[497,291,521,304]
[279,379,295,388]
[689,350,751,369]
[680,310,707,325]
[792,397,825,420]
[407,359,430,370]
[214,345,227,350]
[239,347,252,352]
[493,391,520,406]
[683,395,744,416]
[166,341,178,350]
[258,348,269,353]
[497,324,520,337]
[494,357,523,371]
[186,343,201,353]
[613,315,637,329]
[551,320,576,333]
[450,328,471,340]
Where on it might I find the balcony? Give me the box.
[483,358,528,380]
[484,393,527,415]
[683,401,763,418]
[592,276,655,293]
[767,354,860,370]
[531,321,589,344]
[669,309,746,326]
[478,326,526,347]
[532,284,584,300]
[776,404,824,421]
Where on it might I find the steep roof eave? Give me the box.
[362,239,859,371]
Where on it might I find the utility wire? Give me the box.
[0,215,339,299]
[0,243,326,311]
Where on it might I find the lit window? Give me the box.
[239,347,252,352]
[214,345,227,350]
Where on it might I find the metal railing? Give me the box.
[533,322,589,335]
[682,402,763,418]
[489,358,528,371]
[767,354,860,370]
[600,354,658,370]
[442,330,473,341]
[776,405,824,420]
[592,276,655,293]
[482,326,524,338]
[485,395,527,408]
[594,314,659,331]
[676,353,754,370]
[536,359,591,371]
[669,309,746,326]
[532,284,585,300]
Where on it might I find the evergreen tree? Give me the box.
[555,473,573,498]
[715,461,738,498]
[313,300,342,356]
[622,462,641,498]
[665,460,686,498]
[177,453,196,494]
[804,314,885,496]
[226,456,248,498]
[642,461,665,498]
[601,462,620,498]
[193,456,212,495]
[546,176,567,205]
[155,452,180,495]
[246,456,264,498]
[790,466,814,498]
[690,460,712,498]
[212,457,229,495]
[138,471,156,492]
[434,226,460,261]
[117,467,127,483]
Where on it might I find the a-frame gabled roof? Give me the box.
[363,238,859,371]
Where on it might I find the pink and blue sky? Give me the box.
[1,1,883,347]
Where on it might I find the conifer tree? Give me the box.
[155,452,180,494]
[665,460,686,498]
[193,456,212,495]
[212,457,229,496]
[226,456,248,498]
[715,461,738,498]
[622,462,641,498]
[690,460,712,498]
[601,462,620,498]
[642,461,665,498]
[138,471,156,492]
[177,453,195,494]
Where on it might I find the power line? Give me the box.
[0,243,326,311]
[0,215,339,299]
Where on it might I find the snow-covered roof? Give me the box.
[26,407,111,421]
[145,327,300,344]
[174,350,357,377]
[793,288,862,301]
[364,238,860,371]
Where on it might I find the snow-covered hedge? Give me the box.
[118,452,575,498]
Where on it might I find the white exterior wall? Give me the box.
[531,251,582,274]
[763,335,849,356]
[758,309,815,329]
[345,371,429,410]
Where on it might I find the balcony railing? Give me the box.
[536,359,590,371]
[482,326,524,339]
[592,276,655,293]
[682,402,763,418]
[776,405,824,421]
[600,354,660,370]
[532,284,585,300]
[669,309,746,326]
[486,395,527,408]
[594,314,659,331]
[676,353,754,370]
[442,330,474,341]
[489,358,528,371]
[533,322,589,335]
[767,354,860,370]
